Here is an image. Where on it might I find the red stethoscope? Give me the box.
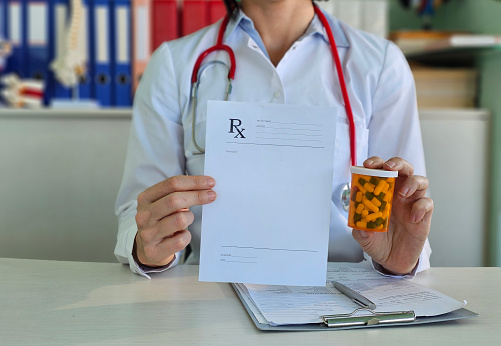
[190,5,357,210]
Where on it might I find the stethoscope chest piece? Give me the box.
[341,182,351,212]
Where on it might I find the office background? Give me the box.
[0,0,500,267]
[390,0,501,267]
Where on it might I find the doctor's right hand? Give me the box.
[133,175,217,267]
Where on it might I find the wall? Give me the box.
[420,110,491,267]
[389,0,501,266]
[0,110,131,263]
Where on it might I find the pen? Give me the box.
[332,281,377,310]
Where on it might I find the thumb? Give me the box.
[352,228,373,248]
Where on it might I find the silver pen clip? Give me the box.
[333,281,376,310]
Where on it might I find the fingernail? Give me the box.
[365,159,374,166]
[399,188,409,197]
[385,161,396,168]
[206,177,215,187]
[360,230,369,238]
[207,191,216,201]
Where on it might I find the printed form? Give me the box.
[234,261,466,326]
[199,101,337,286]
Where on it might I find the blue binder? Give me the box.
[0,1,5,88]
[91,0,112,106]
[77,0,92,100]
[50,0,72,100]
[110,0,132,106]
[26,0,50,104]
[0,1,6,42]
[44,0,55,104]
[4,0,27,78]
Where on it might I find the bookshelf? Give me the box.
[0,107,131,118]
[406,45,501,67]
[390,30,501,66]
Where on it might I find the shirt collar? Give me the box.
[306,7,350,48]
[221,6,350,48]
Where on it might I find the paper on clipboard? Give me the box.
[234,261,469,327]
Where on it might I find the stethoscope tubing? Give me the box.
[190,4,357,167]
[314,6,357,166]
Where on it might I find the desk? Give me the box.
[0,259,498,345]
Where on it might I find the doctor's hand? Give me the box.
[134,175,217,267]
[351,157,433,275]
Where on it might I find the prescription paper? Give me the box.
[236,261,466,326]
[199,101,337,286]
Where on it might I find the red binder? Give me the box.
[208,0,226,24]
[181,0,209,36]
[151,0,180,51]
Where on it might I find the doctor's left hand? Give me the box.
[351,157,433,276]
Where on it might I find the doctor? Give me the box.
[115,0,433,278]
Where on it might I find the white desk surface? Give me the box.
[0,258,499,345]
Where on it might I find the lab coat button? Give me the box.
[273,91,281,98]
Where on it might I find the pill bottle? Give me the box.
[347,166,398,232]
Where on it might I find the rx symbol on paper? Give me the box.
[229,118,246,138]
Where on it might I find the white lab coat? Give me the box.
[115,8,432,278]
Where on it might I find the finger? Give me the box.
[139,229,192,266]
[138,175,216,204]
[363,156,386,169]
[156,229,192,260]
[154,211,195,241]
[351,229,384,261]
[147,189,216,222]
[383,157,414,177]
[409,197,434,226]
[351,228,374,248]
[397,175,429,198]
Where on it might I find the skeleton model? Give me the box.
[50,0,87,94]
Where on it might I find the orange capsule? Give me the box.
[362,197,379,213]
[374,180,386,196]
[363,183,375,193]
[371,197,381,207]
[366,212,382,222]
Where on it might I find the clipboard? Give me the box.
[232,284,479,331]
